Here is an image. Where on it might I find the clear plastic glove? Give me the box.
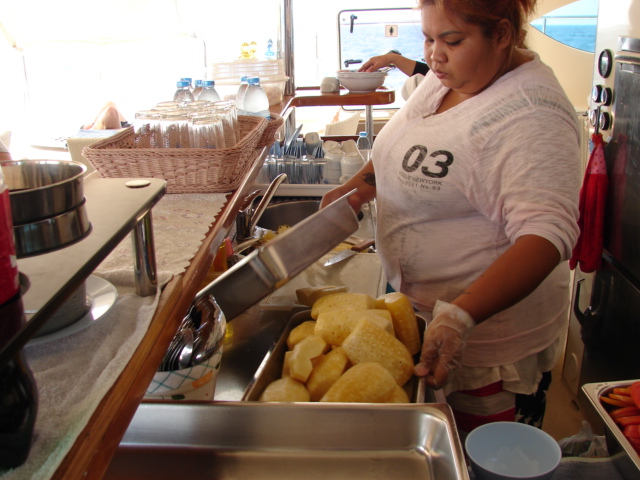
[414,301,475,389]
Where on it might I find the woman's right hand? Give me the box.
[320,184,367,213]
[320,160,377,213]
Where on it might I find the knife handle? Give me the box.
[351,238,375,252]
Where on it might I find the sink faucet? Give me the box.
[234,173,288,243]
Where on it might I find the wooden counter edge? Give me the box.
[51,152,266,480]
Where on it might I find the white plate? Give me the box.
[27,275,118,347]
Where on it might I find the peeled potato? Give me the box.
[342,318,414,387]
[315,308,394,346]
[259,377,310,402]
[368,308,393,322]
[386,385,410,403]
[295,285,348,307]
[289,334,328,383]
[281,351,292,378]
[286,320,317,350]
[376,292,421,356]
[310,292,376,319]
[306,346,350,401]
[320,362,396,403]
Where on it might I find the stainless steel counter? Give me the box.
[4,177,166,364]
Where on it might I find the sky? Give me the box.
[549,0,599,16]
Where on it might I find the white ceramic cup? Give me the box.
[320,76,340,93]
[341,151,364,175]
[341,139,358,154]
[324,148,344,172]
[304,131,320,155]
[323,140,341,152]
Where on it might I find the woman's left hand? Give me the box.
[414,301,475,389]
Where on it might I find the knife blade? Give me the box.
[323,238,375,267]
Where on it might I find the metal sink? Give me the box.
[256,199,321,230]
[105,401,469,480]
[257,199,373,237]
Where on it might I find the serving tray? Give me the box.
[242,309,430,403]
[106,401,469,480]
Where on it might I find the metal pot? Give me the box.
[1,159,87,224]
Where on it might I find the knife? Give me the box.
[323,238,375,267]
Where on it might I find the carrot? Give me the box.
[611,406,640,420]
[602,396,634,408]
[610,393,635,405]
[624,424,640,439]
[631,382,640,410]
[618,415,640,427]
[614,387,632,395]
[626,436,640,454]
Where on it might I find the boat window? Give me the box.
[337,8,423,110]
[530,0,598,53]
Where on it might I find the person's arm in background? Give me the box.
[359,52,419,77]
[0,140,11,161]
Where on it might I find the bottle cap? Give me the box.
[176,80,190,88]
[203,80,216,87]
[248,76,261,85]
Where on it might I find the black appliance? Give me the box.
[575,36,640,386]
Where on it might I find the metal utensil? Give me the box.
[284,124,303,151]
[323,238,375,267]
[192,190,360,321]
[177,328,195,369]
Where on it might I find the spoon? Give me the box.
[177,328,195,369]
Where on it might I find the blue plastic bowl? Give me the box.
[465,422,561,480]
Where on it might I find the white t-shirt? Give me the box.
[372,51,581,371]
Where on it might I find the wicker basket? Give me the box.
[257,113,284,149]
[84,116,268,194]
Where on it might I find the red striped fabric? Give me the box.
[450,381,516,434]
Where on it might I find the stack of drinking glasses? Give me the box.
[133,100,240,150]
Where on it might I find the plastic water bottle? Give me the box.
[356,131,372,162]
[173,80,194,104]
[235,76,250,112]
[242,76,270,118]
[198,80,221,102]
[192,79,204,99]
[180,77,193,91]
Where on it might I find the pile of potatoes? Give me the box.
[259,287,422,403]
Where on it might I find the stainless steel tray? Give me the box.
[106,401,469,480]
[242,309,431,403]
[195,190,360,321]
[582,380,640,480]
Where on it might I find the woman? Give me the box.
[321,0,581,434]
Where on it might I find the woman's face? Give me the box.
[421,5,509,96]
